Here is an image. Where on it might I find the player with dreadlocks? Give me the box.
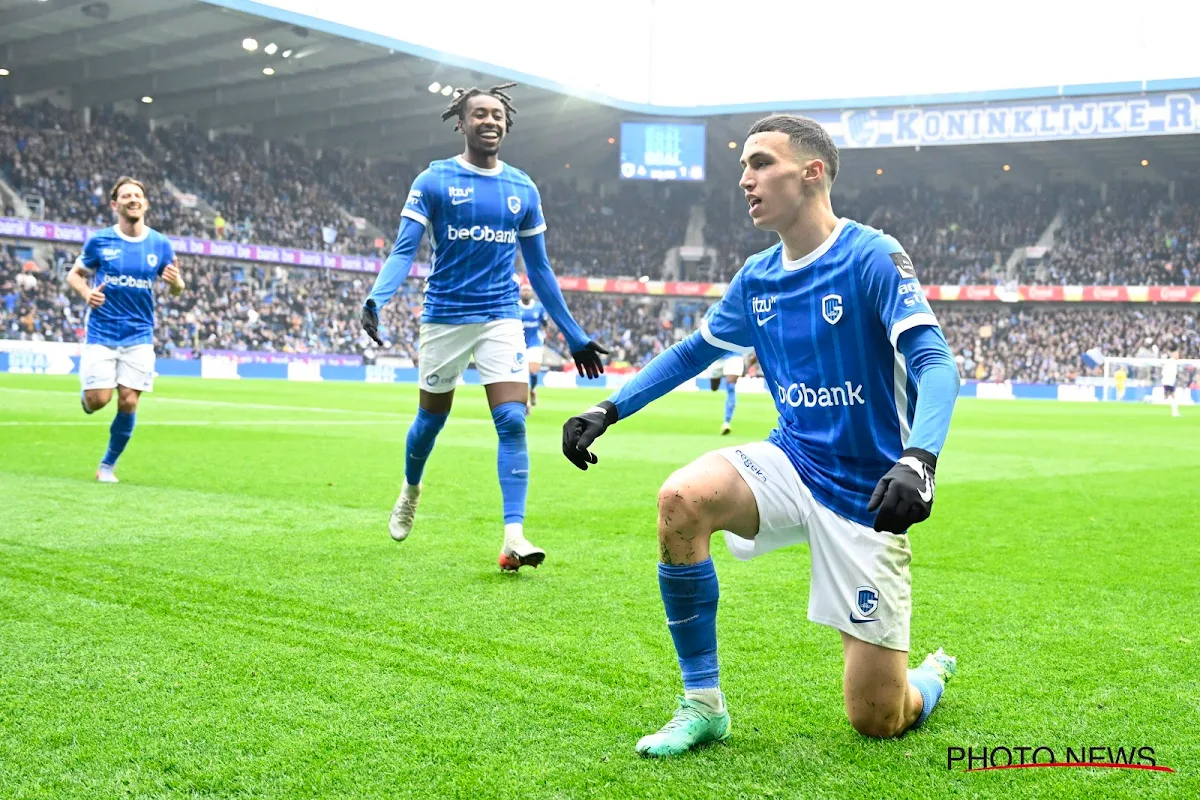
[362,82,608,571]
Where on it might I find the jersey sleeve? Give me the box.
[400,169,437,230]
[699,269,753,354]
[859,233,939,347]
[75,235,101,275]
[157,234,176,275]
[518,182,547,238]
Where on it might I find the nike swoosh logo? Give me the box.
[451,197,473,205]
[756,314,777,327]
[849,613,878,624]
[667,614,699,627]
[511,469,528,476]
[917,479,933,504]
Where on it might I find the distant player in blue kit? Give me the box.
[362,83,607,571]
[67,176,185,483]
[708,347,756,435]
[518,281,547,411]
[563,116,961,755]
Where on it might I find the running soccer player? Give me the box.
[519,281,548,410]
[708,348,756,435]
[66,176,185,482]
[562,115,961,755]
[1162,356,1180,417]
[362,83,607,571]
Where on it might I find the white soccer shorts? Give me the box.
[525,345,544,365]
[716,441,913,651]
[708,356,745,380]
[418,320,528,394]
[79,343,156,393]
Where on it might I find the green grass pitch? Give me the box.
[1,373,1198,799]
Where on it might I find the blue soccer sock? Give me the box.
[404,407,448,486]
[907,667,946,729]
[101,410,136,467]
[724,379,737,424]
[492,401,528,524]
[530,372,539,389]
[658,559,720,690]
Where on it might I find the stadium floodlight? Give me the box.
[140,96,153,104]
[1141,159,1150,167]
[0,68,9,77]
[440,85,454,96]
[242,37,258,52]
[727,141,736,149]
[428,82,441,93]
[281,49,292,58]
[876,168,884,175]
[1002,164,1011,171]
[262,67,275,76]
[264,42,278,55]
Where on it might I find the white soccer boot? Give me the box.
[389,482,421,541]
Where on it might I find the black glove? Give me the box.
[562,400,617,470]
[571,341,609,380]
[361,299,384,346]
[867,447,937,534]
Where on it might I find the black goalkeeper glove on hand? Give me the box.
[571,341,609,380]
[362,299,384,346]
[562,400,618,470]
[867,447,937,534]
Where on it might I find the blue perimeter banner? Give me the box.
[814,90,1200,149]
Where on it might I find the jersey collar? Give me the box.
[112,225,150,243]
[454,155,504,176]
[782,217,848,271]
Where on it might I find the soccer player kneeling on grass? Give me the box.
[563,115,960,756]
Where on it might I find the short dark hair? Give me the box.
[441,82,518,131]
[110,176,146,202]
[747,114,839,186]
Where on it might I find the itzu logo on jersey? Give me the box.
[105,275,155,289]
[446,224,517,244]
[448,186,474,205]
[776,380,865,408]
[752,295,778,326]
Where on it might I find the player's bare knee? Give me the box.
[847,705,907,739]
[657,472,713,537]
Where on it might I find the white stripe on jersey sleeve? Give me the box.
[892,349,912,447]
[517,223,547,238]
[888,312,939,348]
[72,256,94,276]
[701,318,753,355]
[400,208,429,227]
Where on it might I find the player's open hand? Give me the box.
[86,284,106,308]
[571,341,609,380]
[868,447,937,534]
[361,299,384,346]
[562,400,617,470]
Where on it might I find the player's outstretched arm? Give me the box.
[868,325,960,533]
[361,217,424,346]
[519,232,608,379]
[562,331,725,470]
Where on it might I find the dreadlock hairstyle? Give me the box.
[441,82,519,132]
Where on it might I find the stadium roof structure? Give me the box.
[2,0,1199,187]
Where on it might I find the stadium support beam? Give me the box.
[251,92,427,139]
[6,25,275,96]
[0,0,85,31]
[4,5,208,65]
[140,55,402,119]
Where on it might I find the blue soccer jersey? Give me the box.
[700,218,940,527]
[401,156,546,324]
[520,298,546,347]
[76,226,175,347]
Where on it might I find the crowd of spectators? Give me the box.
[940,305,1199,383]
[5,245,1197,383]
[4,99,1200,294]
